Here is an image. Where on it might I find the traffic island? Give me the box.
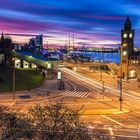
[39,79,75,92]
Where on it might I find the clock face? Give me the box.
[123,33,127,38]
[129,33,133,38]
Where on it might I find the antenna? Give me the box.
[46,41,49,50]
[69,33,71,50]
[73,33,75,50]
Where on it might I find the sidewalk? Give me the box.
[39,79,73,92]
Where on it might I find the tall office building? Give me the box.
[35,34,43,49]
[29,34,43,49]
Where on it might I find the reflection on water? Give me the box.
[71,51,120,64]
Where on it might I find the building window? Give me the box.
[123,51,127,56]
[122,60,126,63]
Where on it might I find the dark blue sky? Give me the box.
[0,0,140,48]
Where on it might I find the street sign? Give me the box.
[57,71,62,80]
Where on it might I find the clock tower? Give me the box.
[120,16,134,79]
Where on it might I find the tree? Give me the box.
[0,104,92,140]
[28,103,91,140]
[0,106,34,140]
[0,33,13,64]
[3,37,13,63]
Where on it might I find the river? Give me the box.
[70,51,120,64]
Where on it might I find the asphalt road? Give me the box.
[1,67,140,139]
[57,67,140,139]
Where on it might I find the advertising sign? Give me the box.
[57,71,62,80]
[48,63,51,69]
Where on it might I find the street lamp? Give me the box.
[100,46,104,81]
[12,57,16,100]
[100,60,103,81]
[119,45,123,111]
[119,78,122,111]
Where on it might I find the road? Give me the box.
[57,67,140,139]
[1,66,140,139]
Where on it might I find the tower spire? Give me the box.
[124,16,131,30]
[1,32,4,41]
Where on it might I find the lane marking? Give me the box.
[66,91,74,96]
[84,92,91,98]
[101,115,124,126]
[63,90,91,98]
[63,91,70,96]
[81,92,87,98]
[75,91,82,97]
[108,127,114,135]
[69,91,77,96]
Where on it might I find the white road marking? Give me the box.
[82,92,90,98]
[63,90,91,98]
[60,67,140,100]
[70,91,77,97]
[108,127,114,135]
[67,91,75,96]
[80,92,88,97]
[75,91,82,97]
[101,115,124,126]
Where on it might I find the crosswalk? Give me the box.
[62,90,91,98]
[62,90,111,100]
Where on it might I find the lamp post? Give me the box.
[100,60,103,81]
[119,45,123,111]
[100,46,104,81]
[100,47,105,100]
[119,78,122,111]
[102,81,105,99]
[12,57,16,100]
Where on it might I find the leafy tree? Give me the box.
[0,34,13,64]
[3,37,13,62]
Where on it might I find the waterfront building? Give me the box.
[120,17,140,80]
[29,34,43,49]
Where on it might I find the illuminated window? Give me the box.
[123,43,127,47]
[123,51,127,56]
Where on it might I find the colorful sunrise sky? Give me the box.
[0,0,140,48]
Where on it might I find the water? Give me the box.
[71,51,120,64]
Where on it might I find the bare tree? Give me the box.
[0,104,92,140]
[28,103,91,140]
[0,106,34,140]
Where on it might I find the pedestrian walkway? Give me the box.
[62,90,91,98]
[62,90,112,100]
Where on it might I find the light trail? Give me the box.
[60,67,140,100]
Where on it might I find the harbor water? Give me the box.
[71,51,120,64]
